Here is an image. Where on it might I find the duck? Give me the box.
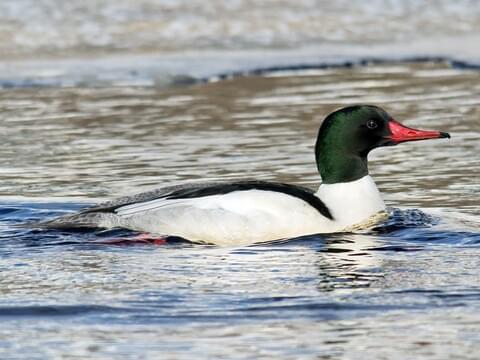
[40,105,450,245]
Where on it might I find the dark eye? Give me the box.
[366,119,378,129]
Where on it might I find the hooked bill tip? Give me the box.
[439,132,451,139]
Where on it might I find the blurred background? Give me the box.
[1,0,479,55]
[1,0,480,86]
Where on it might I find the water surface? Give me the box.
[0,62,479,359]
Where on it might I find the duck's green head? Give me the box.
[315,105,450,184]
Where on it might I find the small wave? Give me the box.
[370,208,480,246]
[373,207,439,233]
[0,304,131,318]
[204,56,480,83]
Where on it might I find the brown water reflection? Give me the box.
[0,62,478,217]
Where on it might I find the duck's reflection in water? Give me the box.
[313,233,385,291]
[253,232,386,292]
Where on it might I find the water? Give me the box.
[1,61,479,359]
[1,1,480,359]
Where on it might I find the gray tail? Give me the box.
[25,212,106,230]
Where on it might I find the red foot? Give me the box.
[100,233,168,246]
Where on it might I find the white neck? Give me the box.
[315,175,386,231]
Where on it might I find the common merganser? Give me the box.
[41,105,450,245]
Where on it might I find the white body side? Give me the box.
[100,175,386,246]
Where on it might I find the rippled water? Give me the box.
[0,61,479,359]
[1,62,478,208]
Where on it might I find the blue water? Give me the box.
[1,200,479,358]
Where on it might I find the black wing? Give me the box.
[84,180,333,219]
[35,180,332,229]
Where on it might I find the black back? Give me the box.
[83,181,333,220]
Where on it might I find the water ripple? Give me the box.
[0,62,479,359]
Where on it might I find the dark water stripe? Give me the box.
[203,56,480,82]
[0,305,133,317]
[2,56,480,90]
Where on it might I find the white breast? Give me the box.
[315,175,386,231]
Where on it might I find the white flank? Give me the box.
[108,190,333,246]
[97,175,386,246]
